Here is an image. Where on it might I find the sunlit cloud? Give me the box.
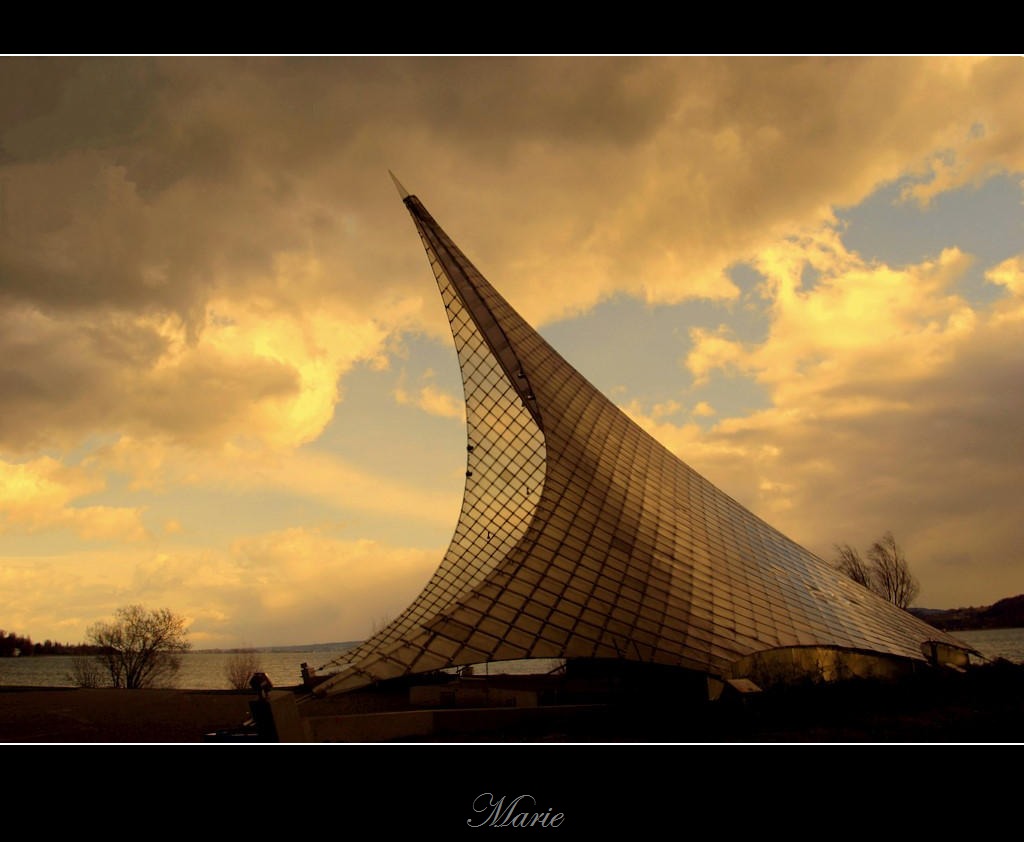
[0,456,146,540]
[393,368,464,420]
[987,255,1024,300]
[686,325,753,386]
[2,56,1024,647]
[639,221,1024,607]
[686,229,980,408]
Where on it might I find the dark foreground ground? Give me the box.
[0,686,253,743]
[4,658,1024,744]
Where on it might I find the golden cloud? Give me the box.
[0,456,146,541]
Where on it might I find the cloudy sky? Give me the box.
[2,56,1023,649]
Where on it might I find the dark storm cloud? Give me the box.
[4,56,1019,326]
[0,306,299,451]
[0,58,162,163]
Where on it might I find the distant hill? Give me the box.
[194,641,361,654]
[258,641,362,653]
[910,595,1024,630]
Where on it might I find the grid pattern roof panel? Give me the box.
[313,187,973,695]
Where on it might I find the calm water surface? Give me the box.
[1,630,1020,689]
[951,628,1024,663]
[0,648,563,690]
[0,649,336,690]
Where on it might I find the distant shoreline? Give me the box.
[189,642,361,654]
[910,594,1024,631]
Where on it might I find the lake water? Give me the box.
[950,627,1024,663]
[0,647,564,690]
[0,648,339,690]
[1,629,1020,690]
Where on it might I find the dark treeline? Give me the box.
[0,630,104,657]
[910,594,1024,630]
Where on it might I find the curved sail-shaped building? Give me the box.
[313,177,974,698]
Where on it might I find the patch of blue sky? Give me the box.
[309,338,466,489]
[35,432,122,468]
[541,294,692,403]
[799,262,822,293]
[543,288,773,422]
[837,172,1023,307]
[690,374,771,427]
[725,263,783,328]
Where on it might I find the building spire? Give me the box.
[389,170,410,199]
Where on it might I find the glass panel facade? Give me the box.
[312,186,975,696]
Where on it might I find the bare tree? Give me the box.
[834,531,919,609]
[68,655,104,688]
[867,531,919,609]
[834,543,873,589]
[86,605,192,689]
[224,649,262,691]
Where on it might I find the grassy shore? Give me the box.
[0,686,254,743]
